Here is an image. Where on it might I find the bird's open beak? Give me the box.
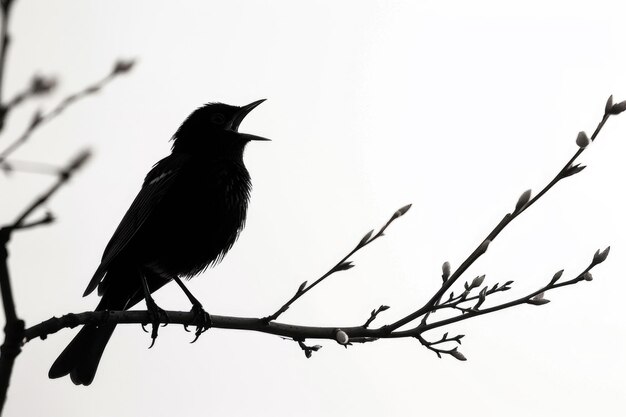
[230,99,264,130]
[230,99,270,141]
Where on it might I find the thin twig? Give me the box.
[9,150,90,228]
[263,204,411,322]
[0,75,57,125]
[0,0,14,132]
[362,305,390,328]
[6,75,56,108]
[416,334,466,360]
[0,60,134,167]
[0,150,90,412]
[383,109,614,333]
[22,255,603,346]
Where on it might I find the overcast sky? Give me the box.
[2,1,626,416]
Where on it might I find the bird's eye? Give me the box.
[210,113,226,125]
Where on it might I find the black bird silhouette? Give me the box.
[49,100,268,385]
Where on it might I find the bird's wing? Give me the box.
[83,153,191,297]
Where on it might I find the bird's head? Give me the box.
[171,99,269,155]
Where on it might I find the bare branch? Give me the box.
[9,149,91,228]
[11,212,54,231]
[21,245,606,356]
[296,340,322,358]
[0,149,91,411]
[0,60,134,167]
[416,334,466,360]
[0,0,15,131]
[384,108,614,333]
[3,74,56,116]
[263,204,411,322]
[362,305,390,328]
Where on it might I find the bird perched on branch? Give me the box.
[49,99,269,385]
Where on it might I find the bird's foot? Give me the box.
[142,297,169,348]
[184,303,212,343]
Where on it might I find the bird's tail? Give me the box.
[48,291,127,386]
[48,321,116,385]
[49,268,169,385]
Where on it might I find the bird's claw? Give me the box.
[189,304,212,343]
[145,298,169,348]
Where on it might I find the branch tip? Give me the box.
[550,269,564,285]
[605,95,614,114]
[441,261,451,282]
[392,204,412,220]
[592,246,610,266]
[608,100,626,115]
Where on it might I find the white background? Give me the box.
[2,1,626,416]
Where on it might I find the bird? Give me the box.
[48,99,269,385]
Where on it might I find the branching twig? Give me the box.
[5,74,56,112]
[418,251,609,340]
[362,305,390,328]
[382,98,624,333]
[263,204,411,322]
[0,59,134,168]
[296,340,322,358]
[423,277,513,317]
[9,149,90,228]
[14,98,621,377]
[0,150,90,412]
[416,333,466,360]
[21,250,606,354]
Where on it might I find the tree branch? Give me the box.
[0,59,134,168]
[0,0,14,131]
[263,204,411,322]
[23,251,606,353]
[0,150,90,413]
[382,99,622,333]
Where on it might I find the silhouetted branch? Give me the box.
[9,150,90,227]
[382,98,623,333]
[22,252,605,352]
[0,60,134,170]
[237,96,622,360]
[417,334,466,360]
[0,234,21,414]
[263,204,411,322]
[0,150,90,412]
[362,305,390,329]
[11,96,621,377]
[0,0,14,131]
[418,261,602,336]
[2,74,57,120]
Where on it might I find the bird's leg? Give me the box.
[172,276,212,343]
[140,271,169,348]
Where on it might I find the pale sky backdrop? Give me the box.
[2,1,626,416]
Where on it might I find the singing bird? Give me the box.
[49,100,269,385]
